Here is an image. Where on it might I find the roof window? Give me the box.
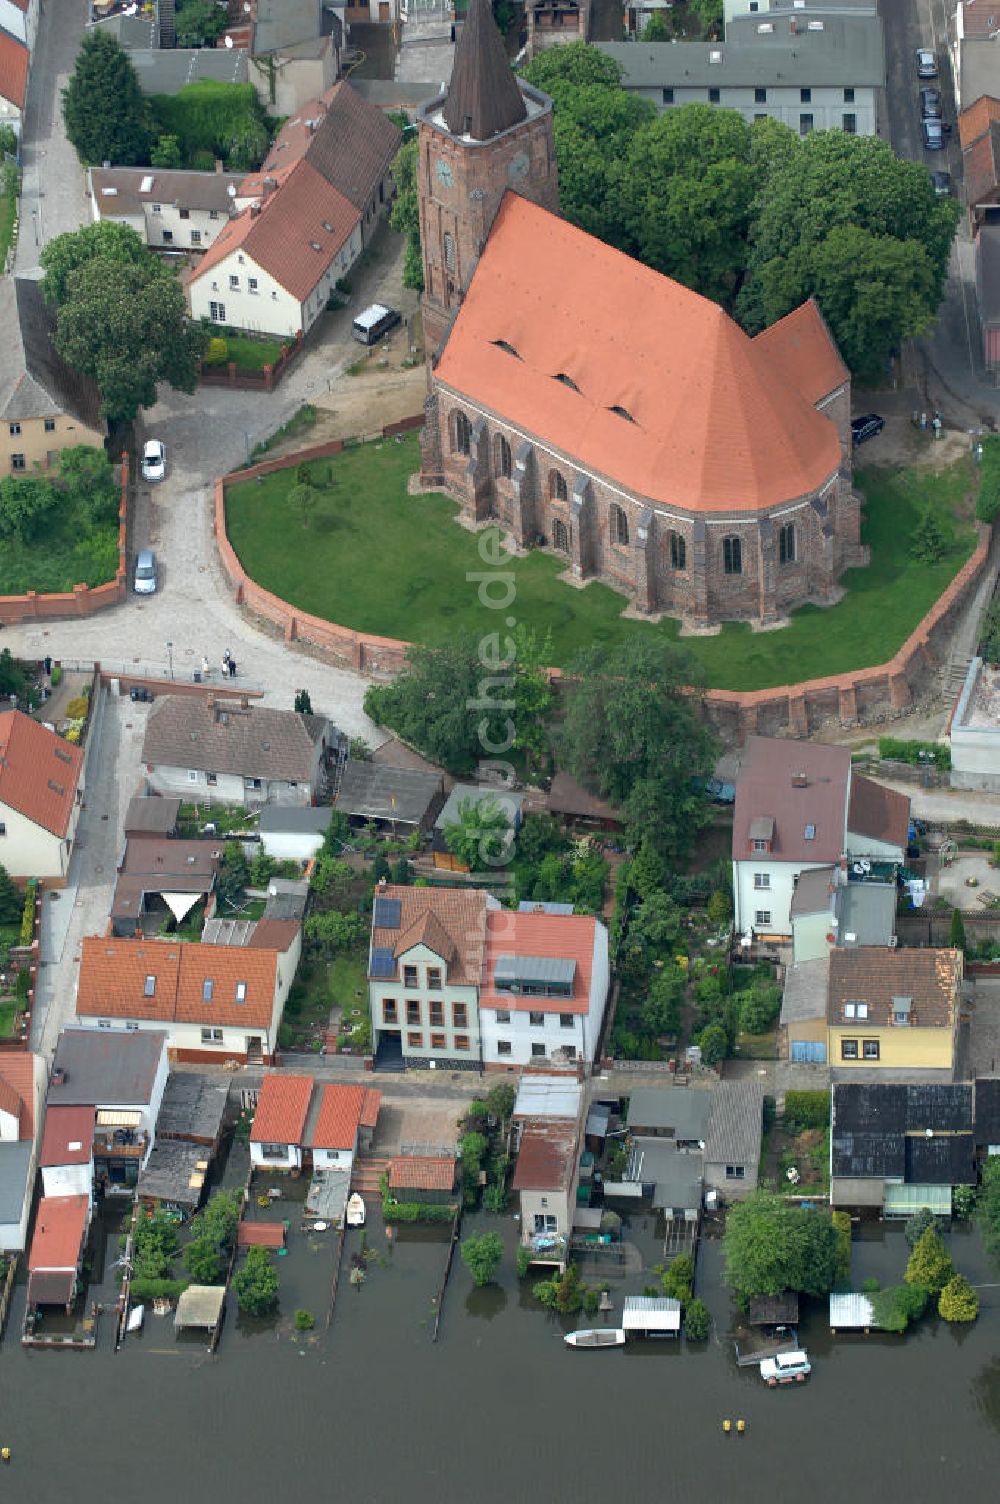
[553,372,580,392]
[491,339,521,359]
[235,981,247,1003]
[608,405,636,423]
[144,975,156,997]
[203,979,214,1002]
[804,823,816,840]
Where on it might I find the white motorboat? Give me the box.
[346,1193,366,1228]
[564,1328,626,1349]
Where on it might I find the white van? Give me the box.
[760,1350,811,1385]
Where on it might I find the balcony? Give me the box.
[93,1131,147,1161]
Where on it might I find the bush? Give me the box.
[661,1253,694,1304]
[64,695,89,720]
[950,907,967,951]
[582,1287,601,1316]
[861,1277,880,1294]
[905,1225,953,1293]
[233,1245,278,1315]
[952,1184,976,1220]
[516,1245,531,1279]
[50,665,62,686]
[871,1283,928,1333]
[204,336,229,366]
[382,1200,454,1224]
[698,1022,728,1066]
[129,1277,189,1302]
[294,1308,315,1331]
[977,433,1000,523]
[938,1273,979,1323]
[783,1091,830,1131]
[878,736,950,771]
[148,81,272,171]
[183,1235,223,1284]
[684,1297,711,1341]
[707,888,731,924]
[904,1206,939,1249]
[832,1211,852,1286]
[19,881,36,946]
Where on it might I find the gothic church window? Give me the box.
[553,519,569,553]
[550,470,568,502]
[494,434,512,478]
[453,410,472,455]
[611,504,629,546]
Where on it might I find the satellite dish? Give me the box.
[225,33,234,47]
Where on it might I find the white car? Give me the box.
[141,439,166,482]
[760,1350,811,1386]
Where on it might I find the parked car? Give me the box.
[141,439,166,483]
[930,170,952,195]
[922,117,945,150]
[919,87,942,118]
[851,414,884,446]
[915,47,937,78]
[760,1350,812,1386]
[133,549,157,595]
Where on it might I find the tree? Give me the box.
[910,506,948,563]
[738,980,782,1036]
[485,1081,517,1121]
[684,1297,711,1340]
[364,636,485,775]
[0,476,59,543]
[641,964,685,1039]
[661,1253,694,1304]
[0,864,20,926]
[49,251,204,421]
[183,1235,223,1284]
[724,1192,839,1304]
[443,795,515,871]
[950,907,967,952]
[233,1245,279,1314]
[389,137,423,291]
[62,32,152,165]
[287,483,316,529]
[977,1156,1000,1270]
[904,1225,953,1293]
[175,0,228,46]
[698,1022,728,1067]
[0,123,16,158]
[977,435,1000,525]
[630,836,666,899]
[460,1231,504,1287]
[641,10,672,40]
[552,1262,584,1314]
[871,1282,928,1333]
[41,222,152,306]
[904,1206,939,1249]
[707,889,731,925]
[938,1273,980,1323]
[195,1190,241,1252]
[151,134,183,169]
[558,635,717,863]
[294,689,313,715]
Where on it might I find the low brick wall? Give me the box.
[0,456,129,627]
[216,435,993,728]
[197,333,305,392]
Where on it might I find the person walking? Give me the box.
[201,656,210,678]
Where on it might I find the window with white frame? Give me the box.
[755,910,771,926]
[753,873,770,889]
[201,1027,223,1043]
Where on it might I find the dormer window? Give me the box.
[608,405,635,423]
[491,339,520,359]
[553,372,580,392]
[892,996,912,1027]
[749,816,774,854]
[752,838,769,853]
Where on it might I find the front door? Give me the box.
[379,1,390,17]
[246,1036,263,1064]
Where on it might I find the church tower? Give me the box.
[416,0,559,364]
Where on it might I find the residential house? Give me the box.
[703,1080,763,1199]
[600,10,885,135]
[368,886,488,1071]
[249,1074,381,1170]
[187,82,401,337]
[87,166,246,254]
[75,930,302,1065]
[2,0,39,54]
[249,0,340,115]
[333,761,443,835]
[259,805,333,864]
[830,1081,977,1215]
[38,1105,95,1206]
[827,947,962,1075]
[47,1029,169,1193]
[974,1077,1000,1158]
[0,26,28,132]
[26,1194,90,1310]
[432,783,524,872]
[0,1052,44,1251]
[965,119,1000,227]
[731,737,909,942]
[110,836,221,937]
[386,1155,458,1204]
[606,1133,704,1220]
[512,1075,584,1265]
[249,1073,313,1170]
[979,223,1000,382]
[141,696,338,808]
[626,1087,714,1142]
[953,1,1000,112]
[724,0,878,22]
[0,710,85,881]
[0,279,106,479]
[478,907,610,1069]
[959,92,1000,152]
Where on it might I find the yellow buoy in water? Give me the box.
[2,1446,11,1463]
[737,1420,746,1435]
[722,1420,732,1435]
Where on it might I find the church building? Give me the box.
[417,1,866,630]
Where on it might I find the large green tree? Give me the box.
[233,1245,279,1314]
[364,637,485,774]
[390,136,423,291]
[40,221,151,307]
[557,635,716,861]
[62,32,152,166]
[724,1192,838,1304]
[444,794,515,871]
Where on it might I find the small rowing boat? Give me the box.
[564,1328,625,1349]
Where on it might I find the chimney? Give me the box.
[52,1068,66,1086]
[791,772,808,788]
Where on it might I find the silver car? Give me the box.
[915,47,937,78]
[141,439,166,483]
[133,549,157,595]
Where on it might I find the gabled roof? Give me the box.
[0,709,84,838]
[75,936,283,1030]
[479,909,601,1015]
[512,1116,577,1192]
[0,281,103,429]
[732,737,850,864]
[751,299,849,406]
[268,81,403,212]
[394,909,456,963]
[442,0,527,141]
[141,696,329,781]
[847,775,910,850]
[334,761,442,826]
[827,947,961,1029]
[960,0,1000,37]
[369,885,488,985]
[308,1083,371,1150]
[29,1195,89,1271]
[0,1053,36,1138]
[832,1082,975,1181]
[0,28,28,109]
[906,1133,977,1185]
[40,1105,95,1167]
[250,1073,313,1145]
[704,1081,763,1167]
[124,796,181,836]
[89,165,245,218]
[437,196,843,516]
[959,93,1000,149]
[964,118,1000,206]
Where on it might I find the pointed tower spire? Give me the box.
[443,0,527,142]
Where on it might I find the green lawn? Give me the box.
[0,1001,19,1037]
[224,434,977,691]
[0,166,19,272]
[0,499,119,596]
[281,945,368,1050]
[210,333,289,374]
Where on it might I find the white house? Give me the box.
[0,1052,45,1251]
[87,165,245,254]
[249,1075,381,1169]
[74,929,302,1066]
[187,80,401,337]
[47,1029,170,1193]
[141,696,337,810]
[39,1104,95,1206]
[0,710,84,881]
[258,804,333,863]
[249,1073,313,1170]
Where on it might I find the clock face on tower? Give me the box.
[508,151,529,184]
[435,157,453,188]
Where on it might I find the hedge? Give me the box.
[381,1199,456,1224]
[832,1211,852,1285]
[783,1090,830,1131]
[129,1277,190,1302]
[19,880,36,946]
[878,736,951,771]
[977,434,1000,524]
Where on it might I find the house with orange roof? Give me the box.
[249,1074,381,1172]
[74,929,301,1065]
[0,1051,45,1250]
[416,0,862,631]
[27,1194,89,1311]
[186,81,401,338]
[0,709,84,881]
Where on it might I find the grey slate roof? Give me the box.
[704,1081,763,1166]
[628,1138,703,1211]
[832,1128,904,1179]
[627,1086,713,1140]
[49,1030,167,1108]
[975,1078,1000,1145]
[90,165,245,219]
[780,955,830,1025]
[832,1083,975,1181]
[977,223,1000,325]
[138,1138,206,1207]
[0,279,104,429]
[442,0,527,140]
[0,1139,32,1227]
[836,880,896,948]
[124,797,181,836]
[905,1133,976,1185]
[258,805,333,835]
[156,1072,228,1144]
[334,760,442,826]
[142,697,331,781]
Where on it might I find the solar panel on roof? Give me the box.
[373,897,401,930]
[369,946,396,979]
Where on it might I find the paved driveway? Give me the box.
[16,0,90,273]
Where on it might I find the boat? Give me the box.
[346,1194,366,1228]
[760,1349,811,1386]
[564,1328,626,1349]
[126,1304,144,1332]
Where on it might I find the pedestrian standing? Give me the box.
[221,654,229,678]
[201,656,209,678]
[229,657,237,678]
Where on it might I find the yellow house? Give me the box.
[0,279,106,476]
[827,947,961,1073]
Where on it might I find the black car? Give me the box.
[919,87,942,118]
[851,414,885,446]
[930,170,952,195]
[915,47,937,78]
[922,117,945,150]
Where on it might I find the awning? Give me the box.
[622,1296,681,1332]
[883,1182,951,1217]
[96,1110,143,1128]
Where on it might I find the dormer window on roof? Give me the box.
[608,405,636,423]
[491,339,520,359]
[494,955,576,998]
[553,373,580,392]
[748,815,774,853]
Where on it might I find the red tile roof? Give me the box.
[960,93,1000,149]
[0,710,83,837]
[40,1105,95,1167]
[732,736,851,865]
[752,299,849,406]
[250,1073,313,1145]
[388,1156,457,1192]
[436,194,843,515]
[370,886,488,985]
[309,1083,367,1150]
[965,119,1000,206]
[29,1195,89,1270]
[75,936,281,1029]
[512,1118,578,1193]
[847,775,910,851]
[0,31,28,110]
[961,0,1000,36]
[237,1221,286,1248]
[359,1087,381,1129]
[479,910,598,1015]
[0,1053,36,1138]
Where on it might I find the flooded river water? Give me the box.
[3,1185,1000,1504]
